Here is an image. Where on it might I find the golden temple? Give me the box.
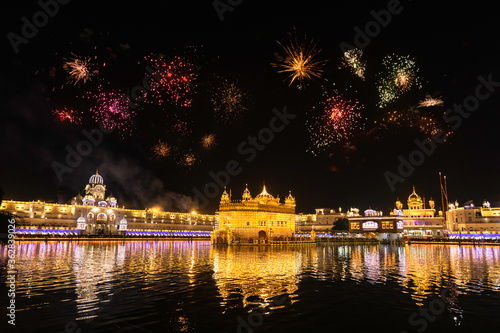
[211,184,298,245]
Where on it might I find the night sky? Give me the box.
[1,0,500,214]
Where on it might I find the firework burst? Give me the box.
[52,108,82,124]
[340,48,366,80]
[152,141,171,158]
[144,54,197,107]
[272,32,325,89]
[177,152,197,169]
[86,86,135,137]
[63,54,96,85]
[201,133,216,149]
[307,92,365,156]
[184,153,196,166]
[418,95,444,108]
[379,109,452,139]
[211,79,248,123]
[170,117,192,136]
[376,54,421,108]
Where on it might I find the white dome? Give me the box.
[89,171,104,185]
[77,217,86,223]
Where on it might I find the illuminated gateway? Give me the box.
[212,184,296,244]
[1,171,215,237]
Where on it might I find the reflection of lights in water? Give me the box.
[211,246,301,309]
[72,243,125,321]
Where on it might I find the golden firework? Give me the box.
[152,141,171,158]
[201,133,216,149]
[418,95,444,108]
[63,54,95,85]
[272,33,325,89]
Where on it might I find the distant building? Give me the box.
[212,185,296,244]
[446,200,500,235]
[348,215,404,241]
[1,171,215,237]
[297,208,344,232]
[390,187,445,238]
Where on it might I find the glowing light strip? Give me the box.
[448,233,500,239]
[15,228,77,234]
[125,231,210,237]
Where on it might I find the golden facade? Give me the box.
[391,187,445,237]
[212,185,296,244]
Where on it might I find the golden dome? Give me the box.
[285,191,295,205]
[408,186,422,203]
[255,185,275,201]
[242,184,252,200]
[221,187,230,203]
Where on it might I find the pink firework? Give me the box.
[52,108,82,124]
[144,54,197,107]
[307,93,364,156]
[87,86,135,137]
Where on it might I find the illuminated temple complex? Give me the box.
[211,185,297,244]
[0,171,215,237]
[3,171,499,241]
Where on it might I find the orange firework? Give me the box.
[63,54,95,85]
[418,95,444,108]
[272,32,325,89]
[201,133,216,149]
[152,141,171,158]
[52,108,82,124]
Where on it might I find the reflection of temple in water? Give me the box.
[211,246,301,307]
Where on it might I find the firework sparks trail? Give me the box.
[379,109,453,139]
[376,54,421,108]
[211,79,248,123]
[86,86,135,137]
[52,108,82,124]
[418,95,444,107]
[272,32,326,89]
[340,48,366,80]
[144,55,197,107]
[201,133,216,149]
[307,92,365,156]
[184,153,196,166]
[152,141,171,158]
[63,54,96,85]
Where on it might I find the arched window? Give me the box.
[97,213,107,221]
[87,212,94,220]
[119,218,127,231]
